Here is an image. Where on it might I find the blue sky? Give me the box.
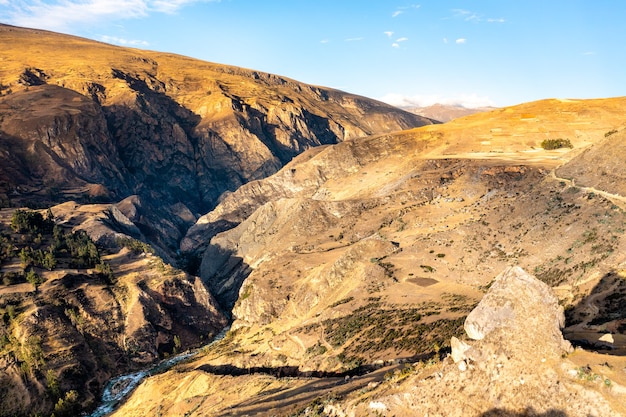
[1,1,625,108]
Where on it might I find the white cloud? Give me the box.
[384,31,394,38]
[443,37,448,44]
[451,9,505,24]
[392,43,399,48]
[452,8,479,22]
[456,38,466,44]
[2,0,216,32]
[396,37,408,42]
[379,93,495,109]
[345,37,364,42]
[100,35,149,46]
[582,51,595,55]
[152,0,204,14]
[392,4,420,18]
[320,39,330,44]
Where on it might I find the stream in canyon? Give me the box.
[88,327,229,417]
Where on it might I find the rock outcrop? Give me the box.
[461,266,572,355]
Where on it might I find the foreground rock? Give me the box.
[333,267,624,417]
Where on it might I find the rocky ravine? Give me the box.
[122,98,626,415]
[109,267,626,416]
[0,24,432,416]
[181,99,626,370]
[2,23,626,417]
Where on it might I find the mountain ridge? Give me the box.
[0,24,433,417]
[0,23,433,259]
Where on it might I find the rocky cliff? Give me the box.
[0,23,433,257]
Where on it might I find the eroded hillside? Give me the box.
[0,23,432,258]
[0,23,436,417]
[111,97,626,416]
[2,22,626,417]
[0,206,227,416]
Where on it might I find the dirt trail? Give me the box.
[286,332,306,354]
[0,282,32,295]
[549,170,626,209]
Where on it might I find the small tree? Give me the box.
[19,247,32,268]
[41,250,57,271]
[25,268,43,290]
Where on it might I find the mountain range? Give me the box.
[1,24,625,417]
[403,103,497,122]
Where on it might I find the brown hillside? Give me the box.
[117,97,626,416]
[0,23,431,257]
[2,23,626,417]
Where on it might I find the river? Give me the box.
[87,327,229,417]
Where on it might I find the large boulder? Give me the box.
[462,266,572,357]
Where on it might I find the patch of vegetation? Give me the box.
[53,389,80,417]
[576,365,600,382]
[115,236,155,254]
[239,284,252,301]
[1,209,109,286]
[305,342,328,357]
[441,293,478,313]
[291,393,340,417]
[605,129,618,137]
[25,268,43,290]
[10,208,54,234]
[329,296,354,308]
[301,301,464,364]
[540,138,573,150]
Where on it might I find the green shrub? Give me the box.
[10,209,54,234]
[115,236,155,254]
[540,138,573,150]
[25,269,43,289]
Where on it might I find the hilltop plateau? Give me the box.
[1,23,626,417]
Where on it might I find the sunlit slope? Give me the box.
[0,23,431,255]
[116,97,626,416]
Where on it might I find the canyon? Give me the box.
[1,23,626,417]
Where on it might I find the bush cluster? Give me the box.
[540,138,573,150]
